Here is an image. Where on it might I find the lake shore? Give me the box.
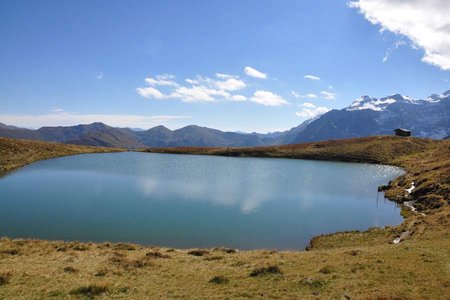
[0,136,449,298]
[0,137,124,175]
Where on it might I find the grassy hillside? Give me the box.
[0,136,449,299]
[0,137,124,174]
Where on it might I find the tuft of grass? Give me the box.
[47,290,65,297]
[145,251,170,259]
[69,284,109,298]
[209,275,230,284]
[70,243,90,251]
[112,243,136,251]
[213,247,237,254]
[319,266,335,274]
[0,272,12,286]
[205,255,224,261]
[117,286,129,293]
[345,250,362,256]
[0,249,20,255]
[250,265,283,277]
[187,249,210,257]
[63,266,78,273]
[109,254,152,270]
[94,269,108,277]
[300,277,327,289]
[57,242,90,252]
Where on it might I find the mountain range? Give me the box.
[1,90,449,148]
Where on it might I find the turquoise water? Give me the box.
[0,152,404,250]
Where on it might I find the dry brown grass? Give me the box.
[0,223,449,299]
[0,137,123,174]
[0,136,449,299]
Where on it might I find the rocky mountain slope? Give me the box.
[286,90,450,144]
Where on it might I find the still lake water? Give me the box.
[0,152,405,250]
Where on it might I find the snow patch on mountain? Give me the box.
[427,90,450,102]
[347,91,449,112]
[347,96,396,111]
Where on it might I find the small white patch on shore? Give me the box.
[406,181,415,194]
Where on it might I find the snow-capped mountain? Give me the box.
[347,91,449,112]
[347,95,409,111]
[285,90,450,144]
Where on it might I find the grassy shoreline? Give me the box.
[0,137,124,175]
[0,136,449,298]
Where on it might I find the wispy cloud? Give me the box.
[321,91,336,100]
[348,0,450,70]
[137,73,248,103]
[171,85,227,103]
[94,72,104,80]
[250,90,288,106]
[382,40,406,63]
[0,112,192,129]
[296,102,330,118]
[136,86,167,100]
[244,66,267,79]
[144,74,179,87]
[291,91,318,99]
[304,75,320,80]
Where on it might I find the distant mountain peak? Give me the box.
[347,95,396,112]
[150,125,171,131]
[346,90,449,112]
[427,90,450,102]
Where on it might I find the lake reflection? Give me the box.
[0,152,404,249]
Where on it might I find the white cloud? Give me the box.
[304,75,321,80]
[182,74,246,91]
[185,78,199,84]
[215,73,237,79]
[230,95,247,102]
[244,66,267,79]
[348,0,450,70]
[137,73,247,103]
[0,112,191,129]
[250,90,288,106]
[302,102,316,108]
[296,103,330,118]
[170,85,226,103]
[321,91,337,100]
[136,86,167,100]
[291,91,318,99]
[50,108,64,113]
[214,77,246,91]
[144,74,179,87]
[94,72,104,80]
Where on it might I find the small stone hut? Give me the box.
[394,128,411,137]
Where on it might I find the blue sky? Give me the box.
[0,0,449,132]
